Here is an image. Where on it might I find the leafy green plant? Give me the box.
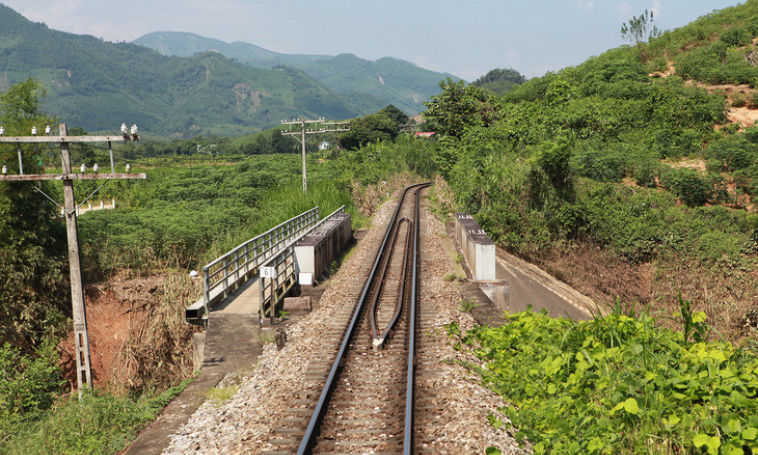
[459,308,758,455]
[0,341,64,438]
[459,298,478,313]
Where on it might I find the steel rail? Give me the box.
[296,183,429,455]
[404,183,431,454]
[369,216,411,349]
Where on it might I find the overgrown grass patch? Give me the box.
[456,301,758,455]
[0,378,192,455]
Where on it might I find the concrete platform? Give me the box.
[125,277,272,455]
[213,276,262,315]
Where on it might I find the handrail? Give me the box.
[259,205,347,323]
[200,207,319,316]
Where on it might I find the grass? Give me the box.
[206,384,239,408]
[459,297,478,313]
[0,378,193,455]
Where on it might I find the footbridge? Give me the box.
[185,205,350,327]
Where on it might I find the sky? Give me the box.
[1,0,742,81]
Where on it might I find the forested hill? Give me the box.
[133,32,458,115]
[0,5,387,137]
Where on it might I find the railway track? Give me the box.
[263,183,431,455]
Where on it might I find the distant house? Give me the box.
[318,141,330,150]
[414,132,436,138]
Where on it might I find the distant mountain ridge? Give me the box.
[133,31,459,115]
[133,31,329,68]
[0,5,389,136]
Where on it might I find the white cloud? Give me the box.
[575,1,594,11]
[651,0,662,18]
[617,2,632,18]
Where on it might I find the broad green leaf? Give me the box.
[486,447,502,455]
[623,398,639,415]
[743,427,758,440]
[706,436,721,453]
[725,418,741,435]
[547,383,557,395]
[693,433,710,448]
[693,312,707,323]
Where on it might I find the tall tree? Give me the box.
[423,78,498,139]
[472,68,527,87]
[621,9,662,46]
[0,79,69,351]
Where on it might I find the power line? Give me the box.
[281,118,349,193]
[0,123,146,399]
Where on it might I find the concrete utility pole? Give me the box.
[0,123,145,399]
[280,118,348,193]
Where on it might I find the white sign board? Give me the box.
[299,273,313,286]
[261,266,276,279]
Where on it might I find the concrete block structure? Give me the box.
[455,213,496,281]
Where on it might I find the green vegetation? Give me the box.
[472,68,527,96]
[0,79,69,352]
[422,6,758,342]
[457,302,758,454]
[0,5,369,137]
[642,0,758,85]
[340,105,410,150]
[1,379,192,455]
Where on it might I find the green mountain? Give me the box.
[133,31,328,68]
[133,32,458,115]
[0,5,384,137]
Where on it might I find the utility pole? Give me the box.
[0,123,145,399]
[281,118,348,192]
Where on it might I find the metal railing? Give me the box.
[185,207,320,323]
[260,205,346,323]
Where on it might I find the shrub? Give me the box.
[704,136,758,172]
[0,341,64,438]
[719,25,753,47]
[633,162,661,188]
[661,167,712,206]
[571,147,625,182]
[460,306,758,455]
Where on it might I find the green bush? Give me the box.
[460,305,758,455]
[633,161,661,188]
[719,25,753,47]
[704,136,758,172]
[661,167,712,206]
[571,147,625,182]
[1,379,192,455]
[0,341,64,438]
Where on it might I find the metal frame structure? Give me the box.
[185,207,320,323]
